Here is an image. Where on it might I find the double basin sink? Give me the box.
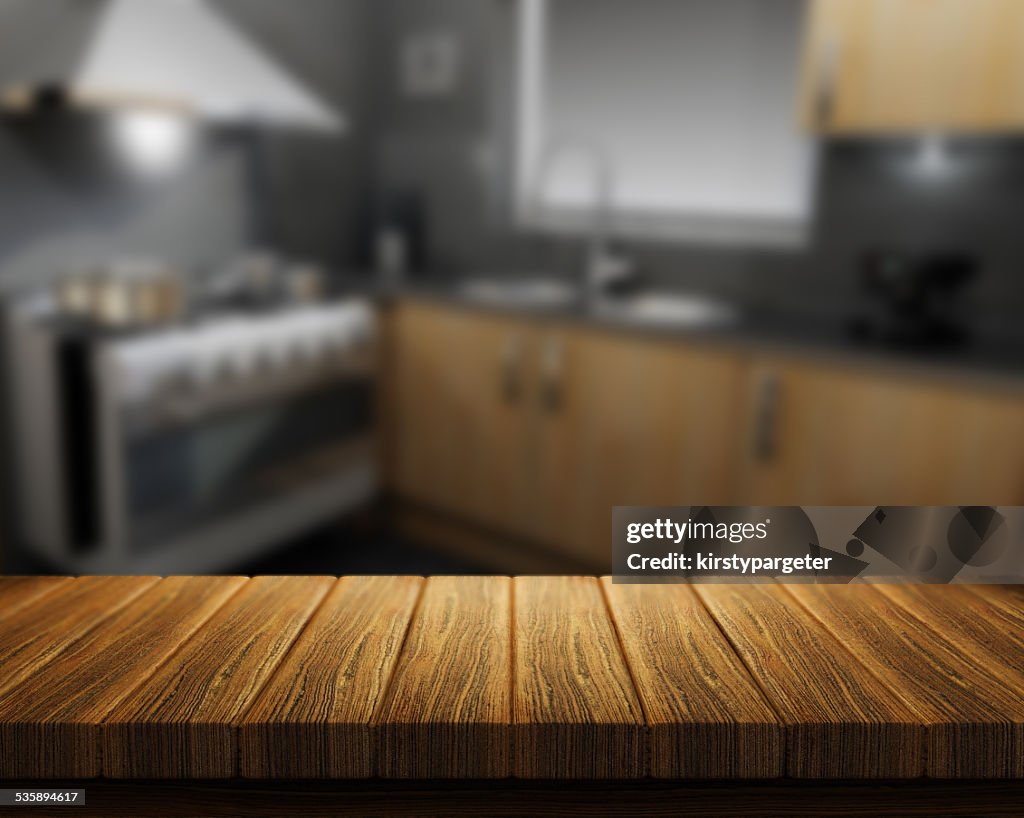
[457,277,738,330]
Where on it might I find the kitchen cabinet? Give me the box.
[389,300,1024,566]
[739,358,1024,504]
[390,302,537,537]
[388,302,746,563]
[801,0,1024,133]
[532,329,746,563]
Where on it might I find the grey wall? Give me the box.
[218,0,375,268]
[0,0,369,290]
[0,115,250,286]
[365,0,523,275]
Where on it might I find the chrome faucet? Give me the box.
[527,139,633,304]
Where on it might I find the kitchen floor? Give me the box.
[4,521,490,577]
[237,522,489,576]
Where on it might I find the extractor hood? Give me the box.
[1,0,344,134]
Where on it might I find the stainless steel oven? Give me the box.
[7,299,378,573]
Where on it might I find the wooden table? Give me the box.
[1,575,1023,815]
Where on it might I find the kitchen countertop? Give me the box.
[349,278,1024,391]
[2,575,1023,781]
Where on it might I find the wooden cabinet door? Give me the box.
[802,0,1024,132]
[532,328,747,566]
[926,0,1024,130]
[389,302,537,534]
[736,360,829,505]
[740,358,1024,505]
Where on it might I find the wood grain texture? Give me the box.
[513,576,645,778]
[4,576,1024,782]
[875,584,1024,682]
[0,576,159,700]
[601,579,782,778]
[696,583,922,778]
[104,576,333,778]
[240,575,423,778]
[0,576,72,622]
[964,584,1024,630]
[0,575,245,778]
[787,582,1024,777]
[377,576,511,778]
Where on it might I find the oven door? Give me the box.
[121,377,374,553]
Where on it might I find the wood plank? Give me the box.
[601,579,782,778]
[0,576,160,700]
[377,576,511,778]
[787,583,1024,777]
[0,575,245,778]
[240,575,423,778]
[0,576,72,622]
[696,583,922,778]
[963,584,1024,630]
[875,583,1024,678]
[104,576,334,778]
[6,575,1024,783]
[513,576,645,778]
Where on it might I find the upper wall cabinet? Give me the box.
[801,0,1024,133]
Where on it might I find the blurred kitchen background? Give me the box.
[3,0,1024,576]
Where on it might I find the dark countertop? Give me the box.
[342,276,1024,392]
[39,272,1014,389]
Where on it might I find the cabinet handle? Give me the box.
[815,36,841,129]
[540,336,565,413]
[753,372,781,462]
[500,333,523,404]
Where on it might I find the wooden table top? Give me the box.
[1,575,1022,781]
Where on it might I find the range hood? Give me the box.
[1,0,344,133]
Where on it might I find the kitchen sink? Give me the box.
[458,277,738,330]
[594,292,739,329]
[458,277,579,309]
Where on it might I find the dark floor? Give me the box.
[236,521,488,576]
[4,521,490,576]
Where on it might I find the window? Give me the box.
[515,0,817,247]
